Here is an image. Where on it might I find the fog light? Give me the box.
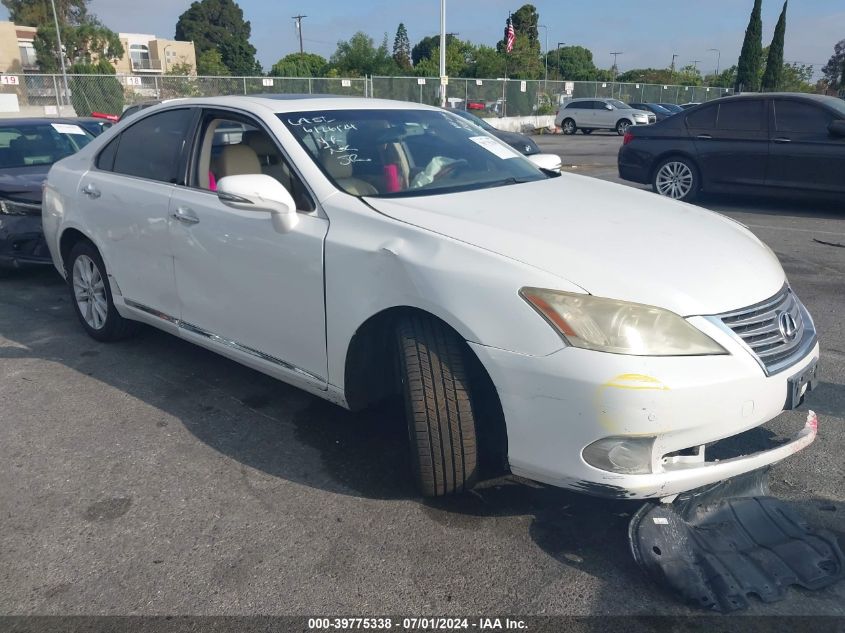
[582,436,655,474]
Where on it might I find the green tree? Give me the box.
[412,34,458,67]
[735,0,763,92]
[510,4,539,44]
[676,64,703,86]
[707,65,738,88]
[269,52,328,77]
[1,0,87,26]
[196,48,230,75]
[392,23,412,71]
[67,58,124,116]
[616,68,676,84]
[547,46,598,81]
[414,37,474,77]
[34,19,123,73]
[471,45,505,78]
[779,61,814,92]
[329,32,398,77]
[175,0,260,75]
[821,39,845,91]
[761,1,787,91]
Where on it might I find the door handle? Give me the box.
[171,206,200,225]
[696,134,713,140]
[81,183,101,199]
[773,137,792,144]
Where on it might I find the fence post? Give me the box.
[243,77,247,95]
[308,77,312,94]
[154,75,160,99]
[51,74,61,114]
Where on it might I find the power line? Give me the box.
[292,15,307,54]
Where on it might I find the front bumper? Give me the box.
[0,214,52,269]
[470,324,820,500]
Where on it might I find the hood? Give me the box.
[490,129,539,155]
[365,175,785,316]
[0,165,49,203]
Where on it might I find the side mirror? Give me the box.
[216,174,299,234]
[829,120,845,138]
[605,104,614,110]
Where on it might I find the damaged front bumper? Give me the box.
[469,335,820,500]
[0,212,52,269]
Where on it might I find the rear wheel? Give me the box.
[561,118,577,135]
[616,119,632,135]
[396,314,478,497]
[67,240,138,342]
[652,156,699,202]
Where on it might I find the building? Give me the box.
[0,23,196,75]
[115,33,197,75]
[0,21,38,73]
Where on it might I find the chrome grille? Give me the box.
[716,286,816,375]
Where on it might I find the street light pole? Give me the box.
[49,0,70,112]
[556,42,565,80]
[538,25,549,92]
[439,0,446,107]
[707,48,721,81]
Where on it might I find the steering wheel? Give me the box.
[431,159,470,182]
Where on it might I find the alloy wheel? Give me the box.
[655,161,694,199]
[72,254,108,330]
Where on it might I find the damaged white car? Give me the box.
[42,96,820,501]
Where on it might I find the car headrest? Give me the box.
[218,144,261,177]
[242,130,277,157]
[319,149,353,179]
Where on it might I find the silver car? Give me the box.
[555,98,656,135]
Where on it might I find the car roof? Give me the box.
[727,92,842,105]
[139,94,442,115]
[0,117,88,126]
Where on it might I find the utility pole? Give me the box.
[670,53,678,74]
[690,59,701,72]
[538,24,549,92]
[610,51,623,80]
[292,15,307,54]
[707,48,721,80]
[49,0,69,111]
[439,0,446,107]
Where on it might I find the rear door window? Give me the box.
[111,108,194,183]
[716,100,765,131]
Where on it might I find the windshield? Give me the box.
[280,109,548,198]
[648,104,672,114]
[0,122,93,169]
[826,96,845,118]
[608,99,630,109]
[660,103,683,113]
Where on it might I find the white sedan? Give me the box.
[42,96,820,500]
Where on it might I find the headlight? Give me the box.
[520,287,727,356]
[0,199,41,216]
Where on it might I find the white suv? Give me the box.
[555,98,656,135]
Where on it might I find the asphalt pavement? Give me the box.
[1,133,843,618]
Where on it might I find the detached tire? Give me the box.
[396,315,478,497]
[67,240,137,342]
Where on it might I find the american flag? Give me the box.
[505,16,515,53]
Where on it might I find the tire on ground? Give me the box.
[396,314,478,497]
[561,118,577,135]
[67,240,138,342]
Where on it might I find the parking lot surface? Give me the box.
[1,132,844,617]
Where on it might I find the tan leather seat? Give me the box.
[242,131,292,190]
[216,144,261,178]
[319,149,378,196]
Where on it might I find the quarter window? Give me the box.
[111,108,193,183]
[717,100,764,131]
[685,105,717,129]
[774,100,833,133]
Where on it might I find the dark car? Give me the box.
[679,102,701,110]
[629,102,675,121]
[74,117,114,137]
[0,119,94,271]
[448,109,541,155]
[658,103,685,114]
[618,93,845,202]
[119,100,163,121]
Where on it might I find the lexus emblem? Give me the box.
[778,312,798,341]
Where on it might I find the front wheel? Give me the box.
[561,118,577,135]
[652,157,700,202]
[396,315,478,497]
[68,240,138,342]
[616,119,632,135]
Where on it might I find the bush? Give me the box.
[68,60,124,117]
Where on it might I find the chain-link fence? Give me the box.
[0,73,733,119]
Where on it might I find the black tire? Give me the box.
[396,315,478,497]
[651,156,700,202]
[67,240,138,342]
[581,129,593,135]
[561,118,577,135]
[616,119,632,135]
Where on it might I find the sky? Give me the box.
[2,0,842,77]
